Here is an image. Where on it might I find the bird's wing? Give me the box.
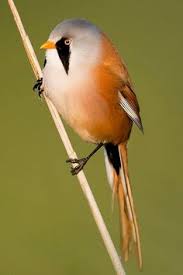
[119,83,143,132]
[100,34,143,131]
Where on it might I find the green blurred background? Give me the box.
[1,0,183,274]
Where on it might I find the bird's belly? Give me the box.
[43,68,131,144]
[50,90,131,144]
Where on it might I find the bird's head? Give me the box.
[40,18,103,74]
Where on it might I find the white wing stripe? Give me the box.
[118,92,143,131]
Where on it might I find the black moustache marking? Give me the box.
[56,37,70,74]
[43,58,47,67]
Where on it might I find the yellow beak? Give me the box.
[40,40,55,49]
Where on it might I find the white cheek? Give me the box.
[43,49,69,108]
[45,49,63,69]
[44,49,68,88]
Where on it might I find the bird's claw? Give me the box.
[66,157,88,175]
[33,78,43,97]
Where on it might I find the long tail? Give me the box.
[104,142,142,268]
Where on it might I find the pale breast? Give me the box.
[43,49,104,142]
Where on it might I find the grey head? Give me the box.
[46,19,103,74]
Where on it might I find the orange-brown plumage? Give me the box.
[84,34,136,145]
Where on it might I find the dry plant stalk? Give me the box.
[8,1,126,274]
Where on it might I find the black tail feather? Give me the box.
[104,143,121,175]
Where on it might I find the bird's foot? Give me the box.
[66,157,88,175]
[33,78,43,97]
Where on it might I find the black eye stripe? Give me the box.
[55,37,71,74]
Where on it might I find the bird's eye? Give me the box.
[64,39,71,46]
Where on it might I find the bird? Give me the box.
[33,18,143,268]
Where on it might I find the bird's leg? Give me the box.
[66,143,103,175]
[33,78,43,97]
